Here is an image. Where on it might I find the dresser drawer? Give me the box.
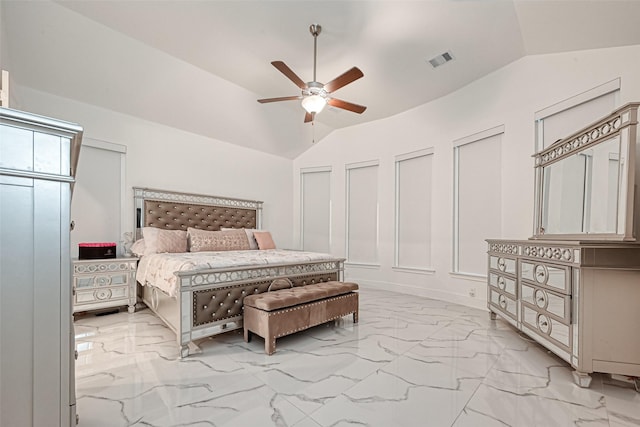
[75,285,129,305]
[489,255,517,276]
[488,288,517,321]
[521,304,572,355]
[520,261,570,294]
[521,282,570,324]
[488,272,517,299]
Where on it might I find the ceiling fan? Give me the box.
[257,24,366,123]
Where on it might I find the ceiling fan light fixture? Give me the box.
[257,23,366,123]
[301,94,327,114]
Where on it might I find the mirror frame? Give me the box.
[532,102,639,241]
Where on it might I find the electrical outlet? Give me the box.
[468,287,476,297]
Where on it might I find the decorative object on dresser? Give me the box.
[243,281,359,355]
[122,231,135,257]
[72,257,138,315]
[487,102,640,390]
[133,187,345,358]
[0,107,83,426]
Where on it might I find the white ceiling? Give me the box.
[3,1,640,158]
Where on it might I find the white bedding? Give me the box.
[136,249,337,297]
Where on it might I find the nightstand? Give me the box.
[72,257,138,314]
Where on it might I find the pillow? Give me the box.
[221,227,258,250]
[142,227,188,255]
[253,231,276,250]
[188,228,251,252]
[130,239,146,257]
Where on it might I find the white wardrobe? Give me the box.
[0,107,83,426]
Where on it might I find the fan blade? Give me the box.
[324,67,364,93]
[327,98,367,114]
[272,61,307,90]
[257,96,301,103]
[304,112,314,123]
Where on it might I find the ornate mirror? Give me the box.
[532,103,639,241]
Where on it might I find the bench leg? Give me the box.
[244,328,251,343]
[353,311,359,323]
[265,337,276,355]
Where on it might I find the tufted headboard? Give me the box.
[133,187,263,240]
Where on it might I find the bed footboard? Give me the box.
[144,259,343,357]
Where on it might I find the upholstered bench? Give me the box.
[243,281,359,355]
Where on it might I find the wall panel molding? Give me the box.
[394,148,434,270]
[345,162,379,264]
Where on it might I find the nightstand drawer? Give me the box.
[74,260,135,274]
[75,273,129,289]
[75,285,129,305]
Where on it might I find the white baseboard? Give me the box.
[350,278,488,311]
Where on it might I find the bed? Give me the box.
[132,187,344,357]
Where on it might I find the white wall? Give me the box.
[1,0,331,159]
[14,86,294,249]
[0,1,5,70]
[0,0,9,106]
[293,44,640,309]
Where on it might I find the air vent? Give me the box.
[428,51,454,68]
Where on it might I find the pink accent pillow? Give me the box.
[253,231,276,250]
[142,227,188,255]
[221,227,259,250]
[187,228,251,252]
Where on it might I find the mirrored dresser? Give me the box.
[487,103,640,389]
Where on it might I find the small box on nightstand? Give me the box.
[78,242,117,260]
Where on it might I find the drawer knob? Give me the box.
[95,276,112,286]
[497,258,506,271]
[534,289,548,309]
[94,289,112,300]
[537,314,552,334]
[497,277,506,290]
[498,294,507,309]
[534,265,548,284]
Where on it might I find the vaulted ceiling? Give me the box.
[3,1,640,158]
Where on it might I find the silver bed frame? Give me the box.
[133,187,344,357]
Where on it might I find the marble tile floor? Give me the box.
[74,288,640,427]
